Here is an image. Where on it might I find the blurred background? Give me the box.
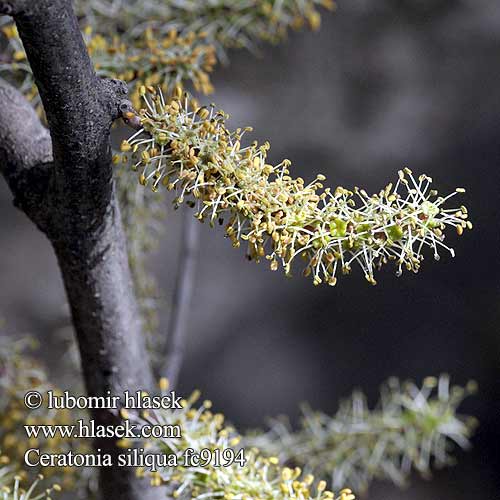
[1,0,499,498]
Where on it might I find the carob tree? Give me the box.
[0,2,473,500]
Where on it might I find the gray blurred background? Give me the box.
[1,0,499,498]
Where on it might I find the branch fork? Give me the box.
[0,2,160,499]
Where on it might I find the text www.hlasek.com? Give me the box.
[24,419,180,440]
[23,389,248,471]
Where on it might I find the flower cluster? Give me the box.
[246,375,478,492]
[123,380,354,500]
[0,22,217,112]
[78,0,336,54]
[120,88,471,285]
[1,0,335,104]
[0,339,90,492]
[85,26,217,107]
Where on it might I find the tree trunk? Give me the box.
[0,1,162,499]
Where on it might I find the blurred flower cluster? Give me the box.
[123,375,475,498]
[78,0,335,55]
[246,375,478,492]
[0,334,477,499]
[0,339,91,495]
[120,87,470,285]
[85,26,217,107]
[124,379,355,500]
[1,0,335,107]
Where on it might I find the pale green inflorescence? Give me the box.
[245,375,478,492]
[120,87,471,286]
[122,376,475,498]
[123,380,355,500]
[0,335,478,498]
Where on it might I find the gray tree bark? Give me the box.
[0,1,162,499]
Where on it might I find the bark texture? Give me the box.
[0,79,52,226]
[0,2,161,499]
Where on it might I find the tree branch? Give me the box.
[13,0,129,232]
[160,208,200,387]
[0,2,161,499]
[0,78,52,230]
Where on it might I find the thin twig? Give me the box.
[161,206,200,387]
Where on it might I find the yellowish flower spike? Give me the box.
[125,383,353,500]
[120,88,471,286]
